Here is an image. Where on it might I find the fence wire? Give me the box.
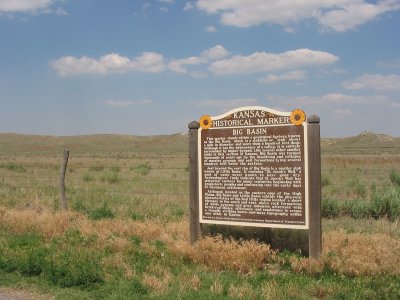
[1,150,399,220]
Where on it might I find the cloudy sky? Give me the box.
[0,0,399,137]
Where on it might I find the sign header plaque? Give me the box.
[198,106,309,229]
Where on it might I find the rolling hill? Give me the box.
[0,131,399,155]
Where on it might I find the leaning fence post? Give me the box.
[59,149,69,210]
[188,121,201,243]
[307,115,322,258]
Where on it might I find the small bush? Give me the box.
[390,170,400,186]
[345,178,367,198]
[0,232,47,276]
[89,203,115,220]
[343,200,371,219]
[371,188,400,220]
[101,171,120,184]
[0,162,26,173]
[45,248,104,288]
[131,212,145,221]
[134,163,152,176]
[322,199,340,218]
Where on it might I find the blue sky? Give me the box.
[0,0,399,137]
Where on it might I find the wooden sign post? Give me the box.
[188,106,321,257]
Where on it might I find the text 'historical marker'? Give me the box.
[198,106,309,229]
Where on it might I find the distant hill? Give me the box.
[321,131,400,154]
[0,133,188,155]
[0,131,399,155]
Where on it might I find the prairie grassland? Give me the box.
[0,207,399,299]
[0,133,400,298]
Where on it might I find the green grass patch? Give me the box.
[133,163,151,176]
[82,173,95,182]
[100,171,120,184]
[0,162,26,173]
[89,203,115,220]
[390,170,400,186]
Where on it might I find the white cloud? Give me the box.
[209,49,338,75]
[258,70,307,84]
[158,0,174,3]
[205,25,217,32]
[195,0,400,32]
[51,52,165,76]
[168,45,229,75]
[0,0,68,15]
[318,1,400,32]
[343,74,400,91]
[51,46,337,79]
[101,99,153,108]
[184,2,194,11]
[0,0,53,12]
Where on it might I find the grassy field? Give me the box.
[0,132,399,299]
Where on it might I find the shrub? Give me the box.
[0,232,47,276]
[322,199,340,218]
[89,203,115,220]
[0,162,26,173]
[101,171,120,184]
[45,248,104,288]
[390,170,400,186]
[343,200,371,219]
[345,178,367,198]
[371,188,400,220]
[131,212,145,221]
[134,163,152,176]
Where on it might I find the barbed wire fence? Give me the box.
[0,147,399,220]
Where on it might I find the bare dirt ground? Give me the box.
[0,289,52,300]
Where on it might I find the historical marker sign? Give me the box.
[198,106,309,229]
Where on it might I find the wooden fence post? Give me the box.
[59,149,69,210]
[188,121,201,243]
[307,115,322,258]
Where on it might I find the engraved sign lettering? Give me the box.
[198,107,309,229]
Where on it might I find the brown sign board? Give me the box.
[198,106,309,229]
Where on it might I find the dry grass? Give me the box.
[228,282,256,299]
[173,235,275,274]
[178,274,201,292]
[322,230,400,275]
[2,207,400,278]
[290,229,400,276]
[0,207,186,244]
[210,279,223,296]
[261,281,283,299]
[142,265,172,295]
